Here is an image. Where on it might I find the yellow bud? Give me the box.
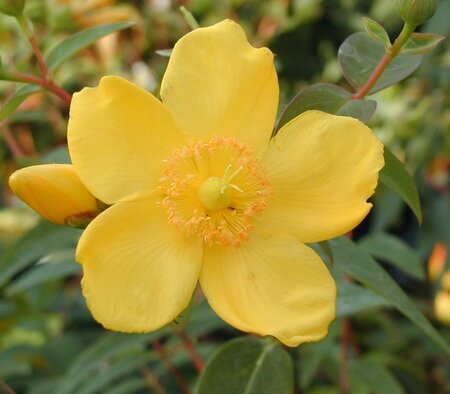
[0,0,25,16]
[395,0,438,26]
[9,164,100,226]
[434,291,450,325]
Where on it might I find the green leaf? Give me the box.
[401,33,445,55]
[338,32,422,94]
[380,147,422,223]
[362,17,391,48]
[45,22,134,72]
[350,359,405,394]
[4,250,80,296]
[155,48,173,57]
[0,221,81,288]
[336,281,389,317]
[195,337,294,394]
[0,85,43,122]
[359,233,425,280]
[336,99,377,124]
[330,237,450,353]
[56,332,163,394]
[276,84,350,131]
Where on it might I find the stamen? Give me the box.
[159,136,272,247]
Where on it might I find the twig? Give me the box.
[1,125,25,158]
[0,379,17,394]
[177,331,204,373]
[352,22,415,100]
[153,341,191,394]
[28,36,49,80]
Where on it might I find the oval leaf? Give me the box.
[338,32,422,94]
[336,99,377,124]
[330,237,450,354]
[45,22,135,72]
[401,33,445,55]
[276,83,350,131]
[196,337,294,394]
[362,17,391,48]
[380,147,422,223]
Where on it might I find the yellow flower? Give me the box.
[67,20,384,346]
[9,164,100,227]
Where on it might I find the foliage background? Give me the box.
[0,0,449,393]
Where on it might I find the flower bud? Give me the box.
[441,271,450,292]
[428,243,447,281]
[9,164,101,227]
[434,291,450,325]
[0,0,25,16]
[395,0,438,26]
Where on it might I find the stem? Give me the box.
[352,22,415,100]
[8,71,72,105]
[29,36,49,80]
[153,341,191,394]
[177,331,204,373]
[2,126,25,158]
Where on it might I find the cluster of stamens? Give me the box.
[159,136,272,247]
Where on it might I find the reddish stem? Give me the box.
[153,341,192,394]
[352,22,415,100]
[29,36,49,80]
[2,127,25,158]
[178,331,204,373]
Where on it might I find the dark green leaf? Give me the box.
[276,84,350,131]
[336,281,389,317]
[359,233,425,280]
[4,250,80,296]
[336,99,377,123]
[338,32,422,94]
[0,85,43,123]
[105,379,149,394]
[401,33,445,55]
[0,221,81,288]
[380,147,422,223]
[45,22,135,72]
[350,359,405,394]
[330,237,450,353]
[362,17,391,48]
[195,337,294,394]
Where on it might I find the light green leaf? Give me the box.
[336,99,377,123]
[45,22,134,72]
[105,379,149,394]
[338,32,422,94]
[195,337,294,394]
[336,281,389,317]
[359,233,425,280]
[362,17,391,48]
[330,237,450,353]
[380,147,422,223]
[4,250,80,296]
[155,48,173,57]
[0,85,43,122]
[401,33,445,55]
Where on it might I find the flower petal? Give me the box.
[77,197,203,332]
[260,111,384,243]
[68,76,185,204]
[200,230,336,347]
[160,19,278,154]
[9,164,98,225]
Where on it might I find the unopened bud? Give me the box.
[434,291,450,325]
[0,0,25,16]
[441,271,450,292]
[428,243,448,281]
[9,164,101,227]
[395,0,438,26]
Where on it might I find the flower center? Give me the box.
[159,136,272,247]
[196,165,243,211]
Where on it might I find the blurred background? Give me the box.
[0,0,449,393]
